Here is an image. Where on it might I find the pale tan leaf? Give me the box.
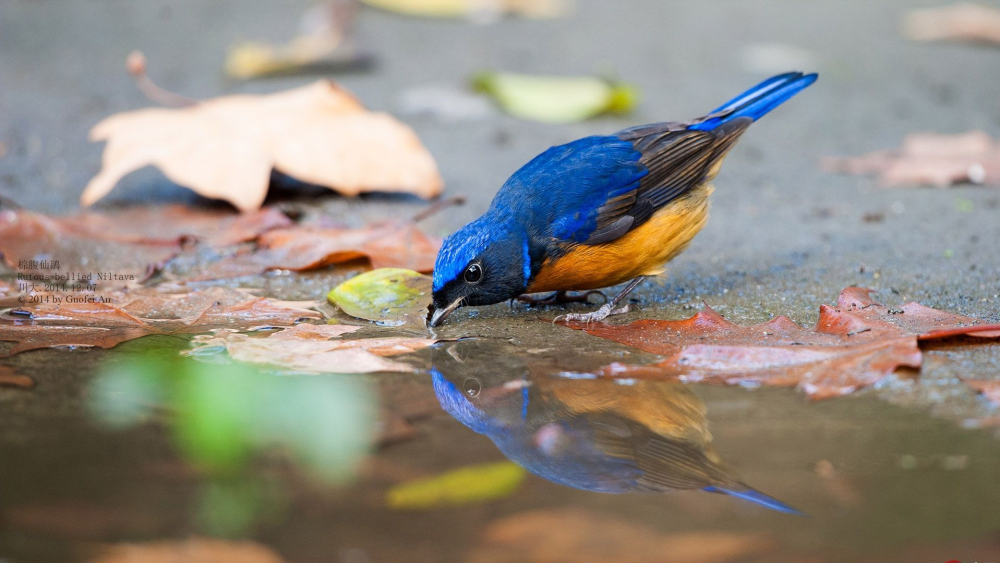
[468,509,772,563]
[83,81,443,211]
[903,3,1000,45]
[91,538,287,563]
[188,323,435,374]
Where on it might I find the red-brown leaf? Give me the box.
[0,206,292,289]
[964,379,1000,405]
[561,287,1000,399]
[0,364,34,388]
[822,131,1000,188]
[0,287,321,356]
[188,222,440,280]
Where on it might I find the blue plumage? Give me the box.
[703,486,804,515]
[428,72,817,326]
[689,72,818,131]
[430,346,804,513]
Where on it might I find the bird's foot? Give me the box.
[555,303,630,324]
[517,290,607,308]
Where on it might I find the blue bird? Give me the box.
[429,341,802,514]
[428,72,817,326]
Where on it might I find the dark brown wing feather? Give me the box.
[582,117,752,245]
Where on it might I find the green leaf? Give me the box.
[386,461,526,510]
[473,71,638,123]
[328,268,432,326]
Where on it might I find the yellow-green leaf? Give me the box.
[386,461,526,510]
[328,268,432,326]
[473,71,638,123]
[360,0,570,19]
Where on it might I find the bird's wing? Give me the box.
[578,117,752,245]
[543,72,816,246]
[581,413,736,491]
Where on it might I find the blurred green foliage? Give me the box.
[88,338,378,534]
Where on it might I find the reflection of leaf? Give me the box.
[903,3,1000,46]
[91,538,288,563]
[822,131,1000,188]
[0,364,33,388]
[187,324,435,374]
[562,287,1000,400]
[473,72,637,123]
[964,379,1000,405]
[468,509,771,563]
[386,461,525,510]
[83,81,443,211]
[328,268,431,325]
[0,287,321,356]
[189,222,440,280]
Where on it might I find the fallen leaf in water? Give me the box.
[964,379,1000,405]
[822,131,1000,187]
[386,461,525,510]
[360,0,571,20]
[473,72,638,123]
[0,206,292,288]
[468,509,771,563]
[91,538,288,563]
[328,268,431,326]
[561,287,1000,399]
[83,80,443,211]
[0,364,33,388]
[903,3,1000,46]
[189,222,440,280]
[187,323,434,374]
[226,1,371,79]
[0,287,321,356]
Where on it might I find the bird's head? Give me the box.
[428,218,531,327]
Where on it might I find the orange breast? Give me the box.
[527,184,713,293]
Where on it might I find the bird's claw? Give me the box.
[554,303,630,324]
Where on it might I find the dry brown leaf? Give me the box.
[0,364,33,388]
[561,287,1000,399]
[0,206,292,288]
[187,323,435,373]
[83,81,443,211]
[468,509,771,563]
[964,379,1000,405]
[822,131,1000,187]
[91,538,287,563]
[903,3,1000,46]
[0,287,321,356]
[226,1,369,79]
[188,222,440,280]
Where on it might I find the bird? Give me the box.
[430,340,802,514]
[428,72,817,327]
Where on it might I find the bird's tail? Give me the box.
[689,72,817,132]
[703,484,804,515]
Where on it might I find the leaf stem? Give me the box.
[411,196,465,223]
[126,50,200,108]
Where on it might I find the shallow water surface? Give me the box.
[1,334,999,563]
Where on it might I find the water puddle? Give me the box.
[0,336,999,562]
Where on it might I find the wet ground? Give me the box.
[3,0,1000,562]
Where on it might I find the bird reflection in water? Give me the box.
[430,340,800,514]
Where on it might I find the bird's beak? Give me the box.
[428,298,462,327]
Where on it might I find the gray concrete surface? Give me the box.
[2,1,1000,562]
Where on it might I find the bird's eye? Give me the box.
[464,263,483,283]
